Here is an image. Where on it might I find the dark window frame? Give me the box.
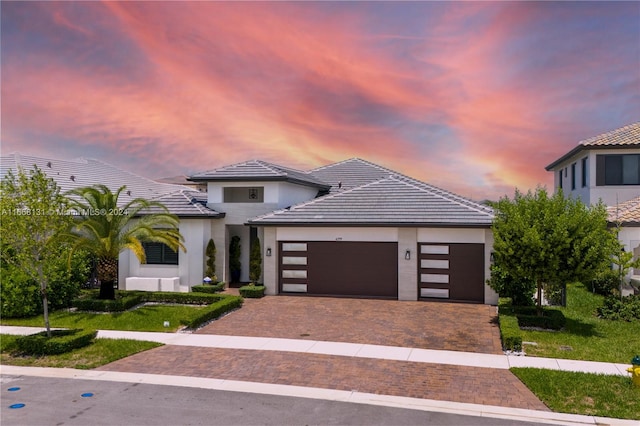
[142,242,178,265]
[581,157,588,187]
[558,170,563,190]
[597,154,640,186]
[571,163,576,190]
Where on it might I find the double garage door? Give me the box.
[279,241,485,303]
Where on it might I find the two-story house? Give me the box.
[545,122,640,272]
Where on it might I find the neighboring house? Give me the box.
[546,122,640,277]
[1,154,498,304]
[545,122,640,206]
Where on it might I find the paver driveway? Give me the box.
[197,296,503,354]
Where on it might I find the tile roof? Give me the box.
[0,153,221,218]
[189,159,330,190]
[309,158,395,193]
[580,122,640,147]
[546,122,640,170]
[143,190,224,218]
[248,175,494,226]
[608,196,640,225]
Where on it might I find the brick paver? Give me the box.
[198,296,503,354]
[98,345,548,411]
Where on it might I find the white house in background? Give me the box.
[1,153,498,304]
[546,122,640,271]
[545,122,640,206]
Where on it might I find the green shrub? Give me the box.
[239,285,265,298]
[73,293,144,312]
[498,298,522,351]
[144,292,222,305]
[205,238,217,281]
[0,265,41,318]
[589,270,619,296]
[191,282,225,293]
[15,329,97,355]
[249,237,262,283]
[180,296,243,329]
[515,307,566,330]
[597,295,640,321]
[488,264,535,306]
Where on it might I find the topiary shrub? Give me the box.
[205,238,217,281]
[239,285,265,298]
[249,237,262,284]
[15,329,97,355]
[597,294,640,321]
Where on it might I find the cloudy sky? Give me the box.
[1,1,638,200]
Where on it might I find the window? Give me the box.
[597,154,640,186]
[581,157,588,187]
[223,187,264,203]
[558,170,563,190]
[142,242,178,265]
[571,163,576,190]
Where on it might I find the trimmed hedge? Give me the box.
[191,282,225,294]
[239,285,265,298]
[498,298,522,351]
[515,306,566,330]
[72,293,144,312]
[180,296,243,329]
[15,329,97,355]
[143,292,223,305]
[73,290,224,312]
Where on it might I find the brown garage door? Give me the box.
[280,241,398,298]
[418,243,484,303]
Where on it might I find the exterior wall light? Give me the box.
[405,250,411,260]
[266,248,272,257]
[490,252,495,264]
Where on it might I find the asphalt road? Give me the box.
[1,375,548,426]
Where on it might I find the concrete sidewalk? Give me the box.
[0,326,632,376]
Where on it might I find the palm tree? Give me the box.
[65,185,185,299]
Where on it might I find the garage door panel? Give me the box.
[280,241,398,298]
[419,243,484,303]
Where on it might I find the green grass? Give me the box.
[511,368,640,420]
[0,304,208,332]
[518,282,640,363]
[0,334,162,369]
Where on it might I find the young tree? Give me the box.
[490,187,617,314]
[65,185,185,299]
[0,166,73,336]
[205,238,217,281]
[249,237,262,284]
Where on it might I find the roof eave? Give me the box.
[246,221,492,228]
[187,175,330,190]
[546,144,640,171]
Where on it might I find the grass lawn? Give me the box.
[511,368,640,420]
[0,334,162,369]
[0,304,209,332]
[518,282,640,363]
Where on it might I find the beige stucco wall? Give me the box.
[261,225,496,304]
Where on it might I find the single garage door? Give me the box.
[418,243,484,303]
[279,241,398,298]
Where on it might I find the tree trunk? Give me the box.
[536,280,543,317]
[37,262,51,337]
[97,257,118,300]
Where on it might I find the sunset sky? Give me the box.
[2,1,638,200]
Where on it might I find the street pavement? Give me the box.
[1,326,637,426]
